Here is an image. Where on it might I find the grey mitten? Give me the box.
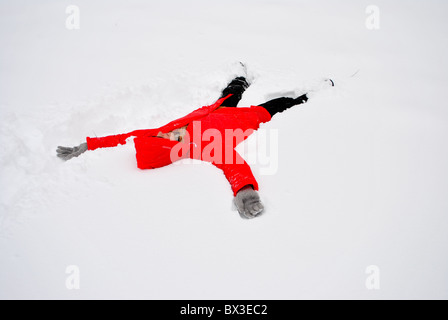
[234,186,265,219]
[56,142,88,161]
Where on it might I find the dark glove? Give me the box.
[234,186,265,219]
[56,142,88,161]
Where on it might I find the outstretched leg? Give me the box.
[259,78,334,117]
[219,77,250,108]
[258,94,309,117]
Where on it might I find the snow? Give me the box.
[1,0,448,299]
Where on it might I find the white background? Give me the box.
[1,0,447,299]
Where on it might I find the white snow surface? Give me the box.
[1,0,448,299]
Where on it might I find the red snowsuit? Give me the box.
[86,94,272,196]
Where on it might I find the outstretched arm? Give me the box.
[56,132,130,161]
[212,149,264,219]
[56,128,159,161]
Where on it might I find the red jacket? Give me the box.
[86,95,272,195]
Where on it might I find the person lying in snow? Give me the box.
[57,68,334,219]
